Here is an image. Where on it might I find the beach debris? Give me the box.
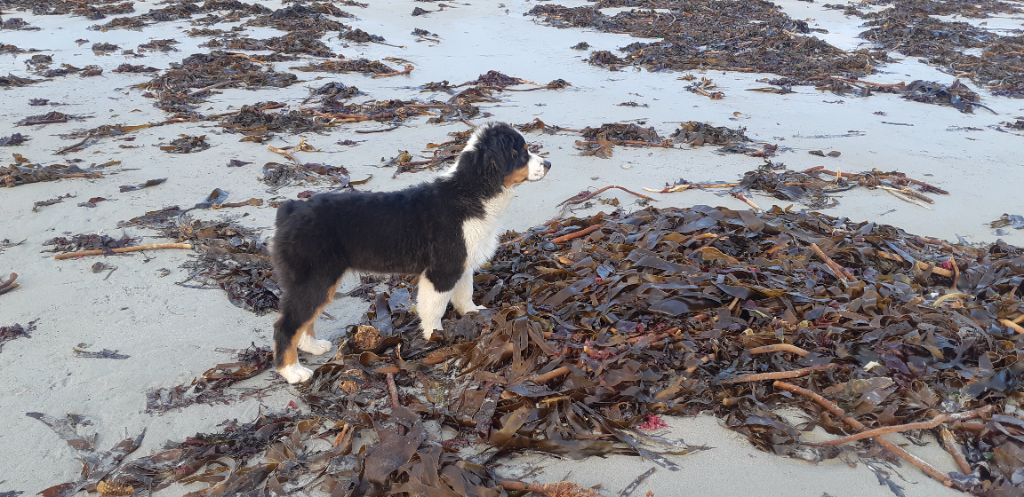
[220,103,322,138]
[112,63,159,74]
[412,27,439,42]
[648,163,948,209]
[0,73,41,87]
[860,0,1024,97]
[245,3,352,34]
[44,233,135,254]
[293,57,400,76]
[2,157,113,187]
[168,218,280,314]
[28,411,144,497]
[140,51,298,114]
[77,197,107,208]
[118,178,166,193]
[261,162,353,189]
[529,2,879,86]
[0,322,33,352]
[203,31,333,57]
[0,134,28,147]
[16,112,81,126]
[159,134,209,154]
[90,42,119,54]
[685,77,724,100]
[137,38,178,52]
[96,204,1022,496]
[0,17,39,30]
[0,273,19,296]
[145,344,272,412]
[990,214,1024,233]
[575,123,671,158]
[73,344,129,360]
[672,121,752,150]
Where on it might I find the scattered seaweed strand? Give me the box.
[815,405,994,447]
[721,363,836,384]
[499,480,604,497]
[748,343,809,357]
[938,426,972,475]
[772,381,954,487]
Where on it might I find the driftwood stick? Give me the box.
[809,243,854,282]
[815,406,994,447]
[54,243,193,260]
[551,224,602,244]
[0,272,19,295]
[558,185,655,207]
[916,261,954,278]
[1013,314,1024,324]
[999,319,1024,334]
[386,372,401,410]
[721,363,835,384]
[938,426,972,474]
[533,366,572,384]
[772,381,954,487]
[731,192,761,212]
[498,480,603,497]
[748,343,810,357]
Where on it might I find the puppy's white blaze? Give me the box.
[297,333,332,355]
[526,153,547,181]
[416,272,450,338]
[462,189,512,271]
[278,362,314,384]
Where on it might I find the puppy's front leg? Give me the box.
[452,268,485,315]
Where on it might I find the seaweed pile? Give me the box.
[86,206,1023,496]
[529,1,880,86]
[146,344,273,413]
[140,51,298,115]
[89,0,271,31]
[168,217,281,315]
[220,102,324,139]
[202,31,333,57]
[1,157,111,187]
[859,0,1024,97]
[0,0,135,18]
[652,163,949,209]
[576,123,670,158]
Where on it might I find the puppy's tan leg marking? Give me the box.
[297,281,338,356]
[277,331,312,383]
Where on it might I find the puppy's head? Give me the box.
[453,122,551,191]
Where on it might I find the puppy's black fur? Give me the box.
[271,123,533,371]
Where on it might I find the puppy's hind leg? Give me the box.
[274,272,343,384]
[452,268,485,315]
[297,278,342,356]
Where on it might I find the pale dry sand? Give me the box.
[0,0,1021,495]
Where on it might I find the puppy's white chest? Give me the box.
[461,191,512,270]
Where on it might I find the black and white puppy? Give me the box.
[270,122,551,383]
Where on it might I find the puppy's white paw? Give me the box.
[421,325,442,341]
[278,363,314,384]
[454,301,486,315]
[298,334,332,355]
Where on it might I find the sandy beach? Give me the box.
[1,1,1023,496]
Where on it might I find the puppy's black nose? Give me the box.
[543,160,552,171]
